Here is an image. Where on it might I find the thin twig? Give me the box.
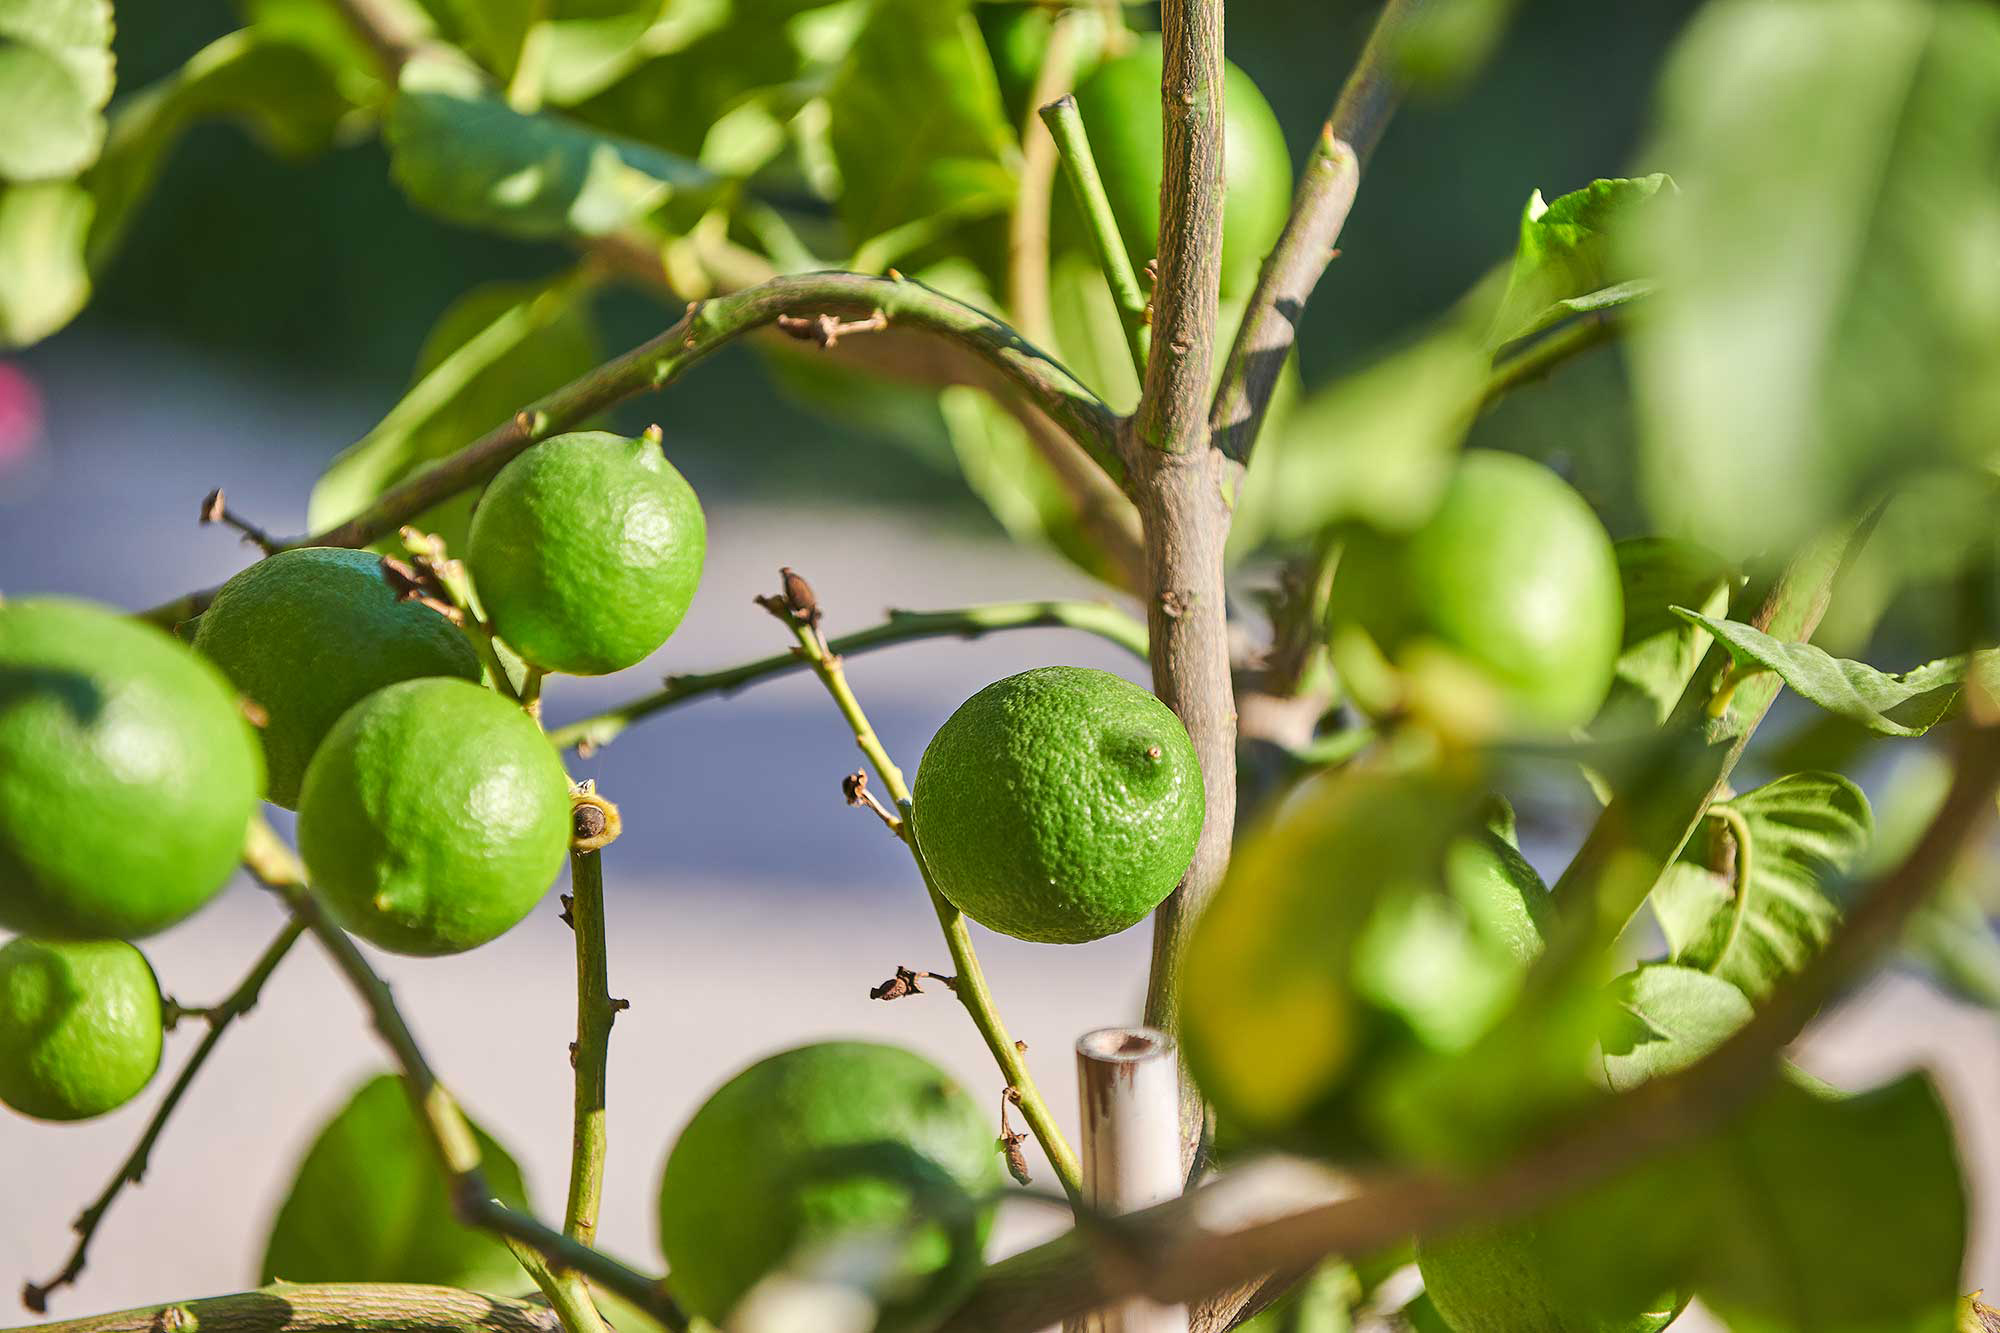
[1041,95,1150,377]
[756,573,1085,1206]
[197,488,279,556]
[4,1283,566,1333]
[1478,312,1621,411]
[547,600,1146,754]
[20,922,306,1313]
[562,827,622,1252]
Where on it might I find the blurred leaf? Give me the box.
[1867,749,2000,1011]
[1538,1073,1965,1333]
[1600,537,1736,728]
[1678,610,1976,738]
[385,53,717,241]
[1660,772,1873,1001]
[0,178,88,345]
[261,1073,532,1289]
[236,0,392,102]
[1908,891,2000,1012]
[1630,0,2000,555]
[428,0,673,101]
[1600,964,1752,1093]
[308,273,602,552]
[825,0,1016,264]
[0,0,113,181]
[87,29,357,270]
[1487,175,1671,350]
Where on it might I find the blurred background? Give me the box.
[2,1,1995,1327]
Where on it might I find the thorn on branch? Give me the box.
[568,1041,578,1068]
[843,770,905,837]
[773,309,888,350]
[197,487,279,555]
[558,894,575,929]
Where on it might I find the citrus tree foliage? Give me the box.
[2,0,1999,1332]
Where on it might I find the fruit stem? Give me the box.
[1040,94,1151,378]
[19,919,306,1314]
[562,841,616,1252]
[766,600,1086,1207]
[242,820,688,1333]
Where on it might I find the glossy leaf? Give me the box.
[0,0,113,181]
[1487,175,1671,350]
[308,274,603,553]
[1677,610,1975,737]
[1600,964,1752,1093]
[1629,0,2000,555]
[385,54,716,241]
[1602,537,1736,728]
[0,178,88,346]
[261,1073,533,1289]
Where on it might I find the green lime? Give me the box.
[911,666,1203,944]
[193,547,483,809]
[1,599,262,940]
[658,1041,1001,1327]
[466,431,706,676]
[1066,35,1293,296]
[1327,451,1623,732]
[0,937,162,1121]
[296,677,571,956]
[1418,1224,1680,1333]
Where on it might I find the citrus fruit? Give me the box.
[910,666,1203,944]
[1418,1224,1680,1333]
[0,937,163,1121]
[296,677,571,956]
[658,1040,1001,1327]
[466,430,706,676]
[1326,450,1622,732]
[1066,35,1293,296]
[193,547,482,809]
[1,598,262,940]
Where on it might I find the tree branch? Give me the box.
[138,274,1122,627]
[561,841,618,1252]
[21,922,306,1314]
[1210,0,1427,464]
[5,1284,565,1333]
[1041,95,1150,378]
[939,730,2000,1331]
[546,600,1146,754]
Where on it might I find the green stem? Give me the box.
[770,612,1085,1205]
[547,600,1146,754]
[562,845,614,1249]
[498,1242,603,1333]
[139,273,1121,627]
[21,921,306,1314]
[4,1283,566,1333]
[240,824,686,1333]
[1478,312,1621,412]
[1040,95,1150,378]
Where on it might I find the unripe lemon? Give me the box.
[296,678,571,956]
[193,547,482,808]
[0,937,162,1121]
[911,666,1203,944]
[1326,451,1622,732]
[1067,35,1293,296]
[658,1041,1001,1327]
[1,599,262,940]
[466,431,706,676]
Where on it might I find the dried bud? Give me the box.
[199,489,226,525]
[780,567,820,626]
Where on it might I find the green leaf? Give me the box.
[384,53,717,241]
[1487,175,1671,349]
[1676,610,1976,738]
[1664,773,1874,1002]
[1539,1073,1966,1333]
[1630,0,2000,555]
[261,1073,533,1289]
[0,177,88,345]
[308,273,603,553]
[1601,538,1736,728]
[1600,964,1753,1093]
[0,0,113,181]
[825,0,1016,265]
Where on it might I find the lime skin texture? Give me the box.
[1327,450,1623,731]
[658,1040,1002,1328]
[0,598,263,940]
[193,546,483,810]
[466,430,707,677]
[296,677,572,957]
[0,937,163,1121]
[911,666,1204,945]
[1071,34,1293,297]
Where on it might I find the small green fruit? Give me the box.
[911,666,1203,944]
[658,1041,1001,1327]
[1327,451,1623,732]
[296,677,572,956]
[467,431,706,676]
[194,547,483,808]
[1,598,263,940]
[0,937,162,1121]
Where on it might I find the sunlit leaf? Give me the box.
[261,1073,533,1289]
[0,178,88,346]
[1600,964,1752,1093]
[1487,174,1671,350]
[0,0,113,181]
